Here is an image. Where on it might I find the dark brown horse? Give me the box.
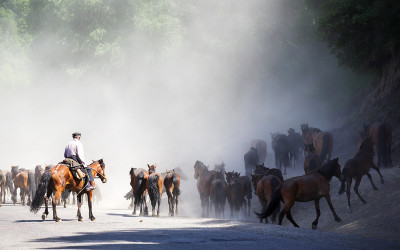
[254,163,283,182]
[339,137,384,212]
[251,174,282,224]
[304,143,322,174]
[210,174,227,218]
[257,158,343,229]
[147,164,163,217]
[360,122,392,167]
[164,169,181,216]
[194,160,222,217]
[30,159,107,222]
[129,167,149,215]
[244,147,259,176]
[251,139,267,164]
[287,128,304,167]
[225,171,252,217]
[271,132,290,175]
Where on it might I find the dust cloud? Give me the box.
[0,0,359,213]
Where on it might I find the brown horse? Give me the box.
[164,169,181,216]
[339,137,384,212]
[30,159,107,222]
[251,174,282,223]
[254,163,283,182]
[0,171,5,207]
[257,158,343,229]
[360,122,392,167]
[301,124,333,162]
[194,160,222,217]
[225,171,252,217]
[129,167,149,216]
[147,164,163,217]
[0,170,14,205]
[304,144,322,174]
[210,174,227,218]
[13,170,36,206]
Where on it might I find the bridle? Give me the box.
[89,162,106,180]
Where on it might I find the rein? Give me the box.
[89,164,106,179]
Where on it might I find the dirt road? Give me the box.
[0,205,397,249]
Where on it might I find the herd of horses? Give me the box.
[195,121,392,229]
[0,121,393,230]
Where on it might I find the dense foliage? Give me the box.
[306,0,400,72]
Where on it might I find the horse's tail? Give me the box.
[148,174,160,205]
[378,124,388,167]
[5,172,14,193]
[27,171,36,199]
[30,171,52,213]
[0,173,4,188]
[270,176,281,223]
[255,182,281,219]
[124,189,133,200]
[135,171,145,198]
[245,179,252,200]
[172,174,181,196]
[338,167,348,195]
[320,133,330,162]
[214,181,224,205]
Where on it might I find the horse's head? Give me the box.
[129,167,136,176]
[214,162,225,172]
[174,167,188,181]
[148,164,157,174]
[194,161,207,179]
[270,132,279,140]
[214,170,224,180]
[327,157,342,181]
[92,159,107,183]
[300,123,309,133]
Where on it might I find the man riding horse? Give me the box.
[64,132,95,191]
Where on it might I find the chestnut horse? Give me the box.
[13,170,36,206]
[30,159,107,222]
[129,167,149,215]
[194,160,222,217]
[251,173,282,223]
[257,158,343,229]
[164,169,181,216]
[147,164,163,217]
[339,137,384,212]
[304,144,322,174]
[360,122,392,167]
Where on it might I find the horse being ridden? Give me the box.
[164,169,181,216]
[244,147,259,177]
[271,132,290,175]
[304,143,322,174]
[194,160,221,217]
[339,137,384,212]
[30,159,107,222]
[147,164,163,217]
[129,167,149,215]
[257,158,343,229]
[360,122,392,167]
[210,171,227,218]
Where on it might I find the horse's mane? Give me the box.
[356,139,374,159]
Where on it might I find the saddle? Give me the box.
[59,158,86,180]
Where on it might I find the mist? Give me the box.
[0,0,363,211]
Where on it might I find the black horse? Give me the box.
[244,147,259,176]
[287,128,304,167]
[271,132,290,175]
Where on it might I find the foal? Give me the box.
[339,137,384,212]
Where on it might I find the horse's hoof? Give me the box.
[362,200,367,204]
[42,214,47,220]
[55,218,62,222]
[373,187,378,191]
[132,212,136,215]
[90,217,96,221]
[78,217,83,221]
[312,224,317,230]
[335,217,341,223]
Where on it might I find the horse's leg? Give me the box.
[346,177,352,212]
[52,189,62,222]
[371,164,384,184]
[156,191,161,217]
[285,210,299,228]
[353,176,367,204]
[312,199,321,229]
[77,194,83,221]
[388,142,392,166]
[377,145,382,168]
[167,191,172,216]
[143,193,149,216]
[88,191,95,221]
[21,189,25,206]
[366,172,378,190]
[175,194,179,216]
[73,192,76,205]
[324,194,341,222]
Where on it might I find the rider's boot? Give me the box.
[86,181,95,191]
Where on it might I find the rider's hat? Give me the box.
[72,132,81,138]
